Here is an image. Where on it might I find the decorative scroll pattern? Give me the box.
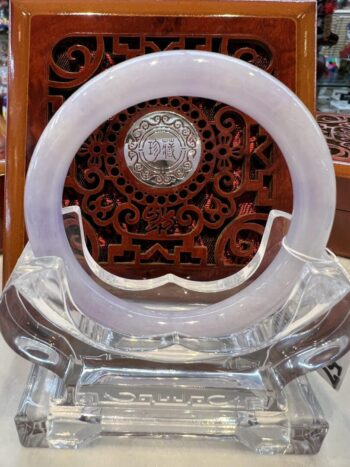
[317,113,350,163]
[47,34,290,280]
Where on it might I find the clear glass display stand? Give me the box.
[1,208,350,453]
[15,363,327,453]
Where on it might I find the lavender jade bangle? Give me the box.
[24,51,336,338]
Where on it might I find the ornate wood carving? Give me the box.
[6,5,318,283]
[63,94,279,279]
[43,32,292,280]
[317,113,350,163]
[318,112,350,258]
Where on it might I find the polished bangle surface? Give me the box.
[24,50,336,338]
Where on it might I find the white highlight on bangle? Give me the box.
[24,51,336,338]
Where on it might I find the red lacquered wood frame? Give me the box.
[4,0,317,282]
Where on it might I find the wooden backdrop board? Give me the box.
[4,0,317,282]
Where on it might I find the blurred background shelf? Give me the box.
[317,3,350,112]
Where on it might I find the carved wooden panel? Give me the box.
[25,15,299,280]
[4,2,317,283]
[318,112,350,258]
[317,113,350,163]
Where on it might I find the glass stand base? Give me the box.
[7,209,348,455]
[15,363,328,454]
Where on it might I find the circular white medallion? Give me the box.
[124,111,201,187]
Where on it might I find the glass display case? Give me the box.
[318,2,350,113]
